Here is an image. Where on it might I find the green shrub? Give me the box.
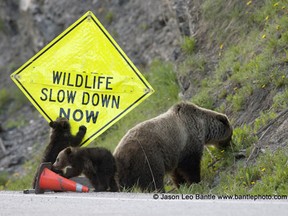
[0,171,9,187]
[272,89,288,110]
[191,89,214,110]
[181,36,196,55]
[105,11,114,24]
[253,111,277,132]
[232,125,258,150]
[0,89,9,112]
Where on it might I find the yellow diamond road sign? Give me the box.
[10,11,154,146]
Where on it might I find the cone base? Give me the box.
[35,162,52,194]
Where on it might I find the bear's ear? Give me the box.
[49,121,56,128]
[175,103,183,113]
[65,147,74,163]
[61,121,70,130]
[216,114,229,125]
[65,147,72,155]
[175,102,195,114]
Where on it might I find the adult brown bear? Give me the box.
[113,102,233,192]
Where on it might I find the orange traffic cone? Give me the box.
[34,162,89,194]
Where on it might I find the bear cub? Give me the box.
[32,117,86,188]
[53,147,118,192]
[43,117,87,164]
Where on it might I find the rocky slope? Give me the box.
[0,0,188,174]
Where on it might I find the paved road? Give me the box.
[0,191,287,216]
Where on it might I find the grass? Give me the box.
[2,162,35,190]
[1,143,43,190]
[181,36,196,55]
[0,89,10,114]
[212,147,288,195]
[0,171,9,189]
[272,89,288,111]
[173,142,288,196]
[191,88,214,109]
[0,86,29,116]
[105,11,114,25]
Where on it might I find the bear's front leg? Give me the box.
[171,169,186,188]
[108,177,119,192]
[89,175,107,192]
[175,154,202,185]
[52,167,64,176]
[63,167,82,179]
[71,125,87,146]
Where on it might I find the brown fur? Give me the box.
[32,117,86,188]
[53,147,118,192]
[113,102,233,192]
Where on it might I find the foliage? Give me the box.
[191,88,214,109]
[0,86,29,116]
[0,171,9,188]
[181,36,196,55]
[105,11,114,25]
[4,145,44,190]
[272,89,288,111]
[0,89,9,113]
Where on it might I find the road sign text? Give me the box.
[52,70,114,90]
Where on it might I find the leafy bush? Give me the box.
[181,36,196,55]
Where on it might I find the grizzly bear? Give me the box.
[113,101,233,192]
[53,147,118,192]
[32,117,86,188]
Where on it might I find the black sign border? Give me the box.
[11,12,153,145]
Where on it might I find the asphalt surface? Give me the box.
[0,191,287,216]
